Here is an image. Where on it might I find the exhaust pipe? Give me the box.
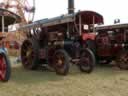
[68,0,74,14]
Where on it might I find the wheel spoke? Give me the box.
[24,59,30,66]
[0,70,5,80]
[0,71,4,80]
[81,52,91,65]
[22,56,28,63]
[22,48,27,54]
[23,42,30,49]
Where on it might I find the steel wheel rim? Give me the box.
[0,55,6,81]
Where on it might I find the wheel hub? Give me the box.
[54,53,65,67]
[57,59,63,65]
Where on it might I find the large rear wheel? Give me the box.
[21,39,40,70]
[0,53,11,82]
[52,50,70,76]
[78,48,95,73]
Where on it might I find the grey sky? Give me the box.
[33,0,128,24]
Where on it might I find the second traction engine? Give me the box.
[95,24,128,69]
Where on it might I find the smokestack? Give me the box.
[68,0,74,14]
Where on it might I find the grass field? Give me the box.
[0,57,128,96]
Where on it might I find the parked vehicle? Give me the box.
[0,8,21,82]
[19,0,104,75]
[0,36,11,82]
[20,10,104,75]
[95,23,128,69]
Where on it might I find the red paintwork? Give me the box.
[82,33,96,41]
[0,55,6,81]
[76,11,104,24]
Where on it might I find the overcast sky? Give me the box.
[32,0,128,24]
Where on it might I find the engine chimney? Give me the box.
[68,0,74,14]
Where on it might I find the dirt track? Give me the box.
[0,58,128,96]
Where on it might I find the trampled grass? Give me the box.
[0,57,128,96]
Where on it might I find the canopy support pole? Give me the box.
[2,16,5,33]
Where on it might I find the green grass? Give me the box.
[0,57,128,96]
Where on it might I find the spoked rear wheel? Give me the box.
[21,39,39,70]
[116,50,128,70]
[0,53,11,82]
[78,48,95,73]
[53,50,70,76]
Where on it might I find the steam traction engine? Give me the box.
[20,0,128,73]
[95,24,128,69]
[20,3,104,75]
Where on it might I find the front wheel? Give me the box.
[0,53,11,82]
[78,48,95,73]
[52,50,70,76]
